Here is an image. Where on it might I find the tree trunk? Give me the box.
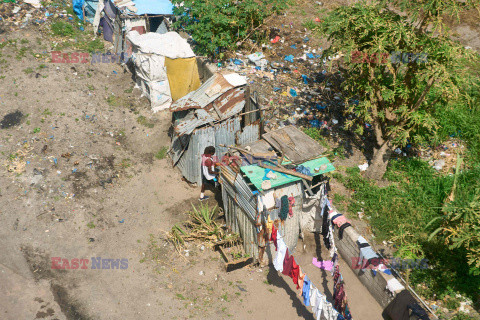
[364,142,393,180]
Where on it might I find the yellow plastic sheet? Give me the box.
[165,57,201,101]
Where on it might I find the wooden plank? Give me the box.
[262,125,324,164]
[258,162,313,181]
[302,179,314,196]
[217,246,230,263]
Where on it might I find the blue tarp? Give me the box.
[73,0,85,20]
[128,0,173,15]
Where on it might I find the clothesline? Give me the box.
[319,194,353,320]
[271,224,344,320]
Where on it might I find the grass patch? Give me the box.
[87,222,95,229]
[136,115,155,128]
[106,95,118,106]
[51,21,75,37]
[336,159,480,303]
[155,146,169,160]
[302,19,318,30]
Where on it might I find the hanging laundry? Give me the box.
[273,234,287,272]
[302,275,312,306]
[309,287,324,319]
[298,268,306,290]
[357,236,379,269]
[288,195,295,217]
[338,222,351,240]
[282,249,294,276]
[312,257,333,271]
[279,195,289,220]
[266,215,274,239]
[270,222,278,250]
[331,213,342,221]
[332,215,350,227]
[321,202,331,249]
[291,257,301,289]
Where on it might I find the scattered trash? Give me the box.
[271,36,280,43]
[199,270,204,276]
[118,219,125,223]
[358,163,369,171]
[284,55,294,63]
[289,88,297,97]
[432,159,445,171]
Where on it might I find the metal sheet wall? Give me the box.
[175,118,240,185]
[221,176,303,258]
[236,123,260,146]
[222,180,259,258]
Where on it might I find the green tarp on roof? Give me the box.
[240,157,335,191]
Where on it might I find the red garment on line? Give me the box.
[282,250,293,276]
[270,224,278,250]
[291,257,300,289]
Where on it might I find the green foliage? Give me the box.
[320,2,476,151]
[382,0,480,35]
[155,147,169,160]
[136,116,155,128]
[171,0,288,56]
[51,21,75,37]
[427,164,480,275]
[336,158,480,301]
[430,58,480,162]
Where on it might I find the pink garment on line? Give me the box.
[312,257,333,271]
[332,215,350,227]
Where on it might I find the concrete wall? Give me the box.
[332,225,394,308]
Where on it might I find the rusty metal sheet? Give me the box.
[170,71,241,112]
[174,89,245,136]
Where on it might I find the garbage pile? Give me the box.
[0,0,81,32]
[212,23,347,136]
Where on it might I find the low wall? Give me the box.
[333,224,394,308]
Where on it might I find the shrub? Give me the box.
[171,0,288,57]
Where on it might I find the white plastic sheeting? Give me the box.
[127,31,195,112]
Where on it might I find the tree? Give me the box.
[319,1,478,180]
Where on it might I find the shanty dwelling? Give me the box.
[170,71,263,186]
[218,126,335,261]
[92,0,174,53]
[126,30,201,112]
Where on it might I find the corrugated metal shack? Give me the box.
[218,126,335,260]
[170,71,262,185]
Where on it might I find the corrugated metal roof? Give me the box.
[170,72,243,112]
[240,157,335,191]
[174,87,245,136]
